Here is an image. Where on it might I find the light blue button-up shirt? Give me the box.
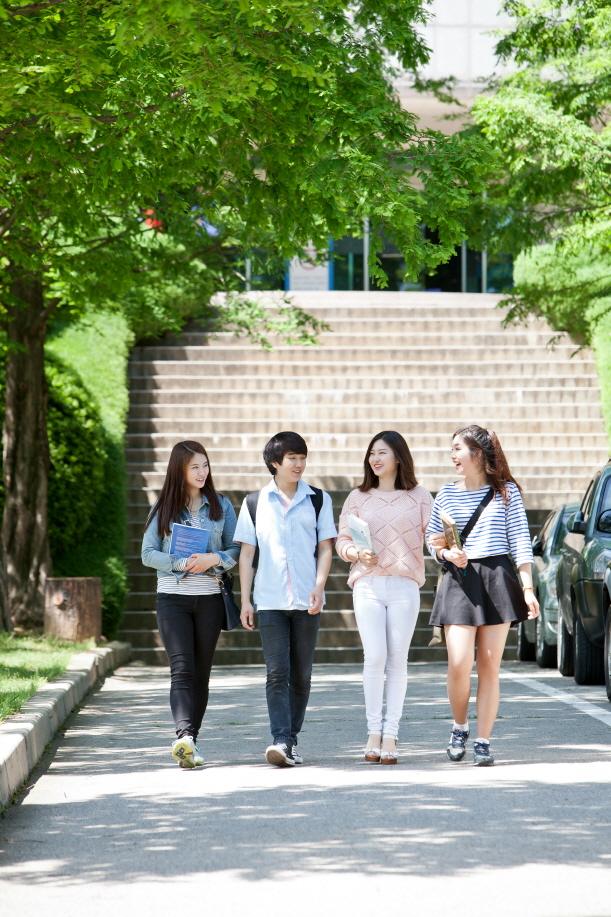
[234,478,337,611]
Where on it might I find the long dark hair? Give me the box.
[145,440,222,536]
[453,425,521,503]
[359,431,418,492]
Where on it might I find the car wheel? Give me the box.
[517,621,535,661]
[573,614,605,685]
[535,612,557,668]
[557,609,574,677]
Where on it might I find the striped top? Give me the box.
[426,482,534,568]
[157,512,221,595]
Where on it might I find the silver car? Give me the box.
[517,503,579,667]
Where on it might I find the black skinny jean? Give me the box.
[156,592,225,741]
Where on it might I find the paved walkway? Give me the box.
[1,662,611,916]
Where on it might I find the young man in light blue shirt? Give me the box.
[234,431,336,767]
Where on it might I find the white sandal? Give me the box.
[380,735,398,765]
[364,732,382,763]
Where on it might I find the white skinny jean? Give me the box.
[353,575,420,737]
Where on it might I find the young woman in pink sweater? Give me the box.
[336,431,433,764]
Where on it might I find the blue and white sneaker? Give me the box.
[172,736,204,768]
[189,743,205,767]
[447,728,469,762]
[265,742,295,767]
[292,747,303,764]
[473,740,494,767]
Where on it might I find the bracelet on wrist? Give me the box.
[523,586,534,592]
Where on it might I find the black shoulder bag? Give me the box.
[429,488,495,647]
[213,572,241,632]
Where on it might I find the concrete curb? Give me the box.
[0,640,131,811]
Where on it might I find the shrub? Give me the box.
[45,359,106,554]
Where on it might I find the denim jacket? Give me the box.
[141,494,240,582]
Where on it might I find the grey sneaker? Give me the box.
[473,740,494,766]
[447,728,469,762]
[265,742,295,767]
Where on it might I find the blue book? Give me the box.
[169,523,210,560]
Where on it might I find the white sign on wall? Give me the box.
[288,248,330,291]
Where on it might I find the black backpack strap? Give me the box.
[309,486,324,559]
[245,491,261,568]
[309,486,324,520]
[459,488,494,546]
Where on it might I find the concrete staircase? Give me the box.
[121,292,610,663]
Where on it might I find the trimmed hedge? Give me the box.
[45,312,131,639]
[45,359,106,555]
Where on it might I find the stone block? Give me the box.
[0,732,28,809]
[44,577,102,643]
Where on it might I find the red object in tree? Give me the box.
[143,208,163,230]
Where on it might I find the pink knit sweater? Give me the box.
[336,486,434,589]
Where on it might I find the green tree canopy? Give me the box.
[470,0,611,344]
[1,0,494,303]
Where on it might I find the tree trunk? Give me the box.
[0,537,11,632]
[2,274,51,628]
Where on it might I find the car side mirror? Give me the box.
[532,538,543,556]
[597,509,611,534]
[568,511,587,535]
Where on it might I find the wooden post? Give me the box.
[44,577,102,643]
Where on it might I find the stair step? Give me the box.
[128,403,605,421]
[124,417,604,436]
[129,356,594,374]
[129,375,600,391]
[128,388,603,406]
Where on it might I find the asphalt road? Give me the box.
[1,661,610,917]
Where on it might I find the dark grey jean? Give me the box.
[156,592,225,741]
[257,608,320,746]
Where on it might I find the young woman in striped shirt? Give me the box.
[426,425,539,766]
[141,440,240,768]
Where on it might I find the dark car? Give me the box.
[517,503,579,667]
[556,462,611,687]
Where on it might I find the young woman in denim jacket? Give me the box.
[142,440,240,768]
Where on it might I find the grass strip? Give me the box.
[0,632,94,722]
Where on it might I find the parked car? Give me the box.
[556,462,611,687]
[517,503,579,667]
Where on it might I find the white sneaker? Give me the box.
[172,736,202,768]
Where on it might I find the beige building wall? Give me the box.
[396,0,512,133]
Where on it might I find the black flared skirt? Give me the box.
[429,554,529,627]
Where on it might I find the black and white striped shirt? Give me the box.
[426,482,534,567]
